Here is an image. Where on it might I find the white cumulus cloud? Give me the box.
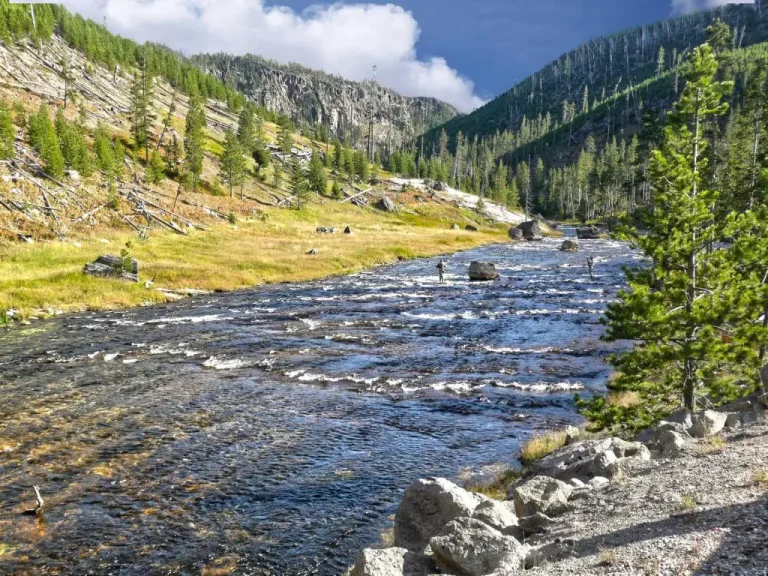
[60,0,486,112]
[671,0,754,15]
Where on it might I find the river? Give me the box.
[0,231,640,575]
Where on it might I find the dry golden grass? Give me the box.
[606,390,641,408]
[519,430,568,466]
[752,470,768,487]
[699,435,726,455]
[465,469,521,500]
[0,198,507,320]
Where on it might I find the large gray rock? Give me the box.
[468,261,500,282]
[517,221,542,241]
[526,438,650,482]
[510,476,573,518]
[350,548,433,576]
[429,517,525,576]
[518,511,556,536]
[576,226,601,239]
[471,497,519,535]
[658,430,689,456]
[83,254,139,283]
[508,227,524,241]
[559,239,579,252]
[689,410,728,438]
[375,197,397,213]
[393,478,481,552]
[718,392,767,429]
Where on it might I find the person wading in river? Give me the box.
[587,256,595,281]
[436,261,447,283]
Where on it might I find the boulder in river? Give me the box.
[83,254,139,283]
[576,226,601,239]
[375,197,397,213]
[560,239,579,252]
[508,227,524,241]
[517,220,542,241]
[468,261,500,281]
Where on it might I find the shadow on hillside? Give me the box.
[562,493,768,573]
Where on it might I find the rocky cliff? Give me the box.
[192,53,459,150]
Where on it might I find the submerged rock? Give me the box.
[468,262,500,281]
[560,239,579,252]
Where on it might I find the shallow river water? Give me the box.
[0,231,641,575]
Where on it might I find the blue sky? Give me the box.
[275,0,673,99]
[67,0,749,111]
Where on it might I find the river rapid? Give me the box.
[0,231,641,575]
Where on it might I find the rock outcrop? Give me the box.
[375,197,397,213]
[510,476,573,518]
[192,53,458,149]
[83,254,139,283]
[468,262,500,282]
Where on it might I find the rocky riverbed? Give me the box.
[350,394,768,576]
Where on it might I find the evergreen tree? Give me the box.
[331,180,343,199]
[656,46,666,76]
[307,151,327,195]
[353,150,369,182]
[289,158,309,209]
[578,44,734,433]
[220,128,246,198]
[129,47,156,162]
[145,151,166,184]
[706,19,732,55]
[278,123,293,153]
[0,100,15,159]
[237,104,256,154]
[272,165,283,190]
[184,95,207,190]
[29,103,64,178]
[333,139,344,173]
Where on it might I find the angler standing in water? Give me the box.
[587,256,595,281]
[436,260,447,283]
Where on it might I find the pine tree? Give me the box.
[94,123,115,175]
[307,151,327,195]
[237,104,256,154]
[578,45,734,433]
[0,100,15,159]
[331,180,343,199]
[706,19,732,55]
[353,150,369,182]
[289,158,309,209]
[220,128,246,198]
[145,151,166,184]
[184,95,207,190]
[278,123,293,153]
[333,139,343,173]
[129,47,156,163]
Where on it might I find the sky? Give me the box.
[61,0,754,112]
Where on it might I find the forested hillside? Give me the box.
[400,2,768,220]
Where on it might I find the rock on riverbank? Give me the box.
[349,398,768,575]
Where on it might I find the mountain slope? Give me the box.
[192,53,459,151]
[424,3,767,157]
